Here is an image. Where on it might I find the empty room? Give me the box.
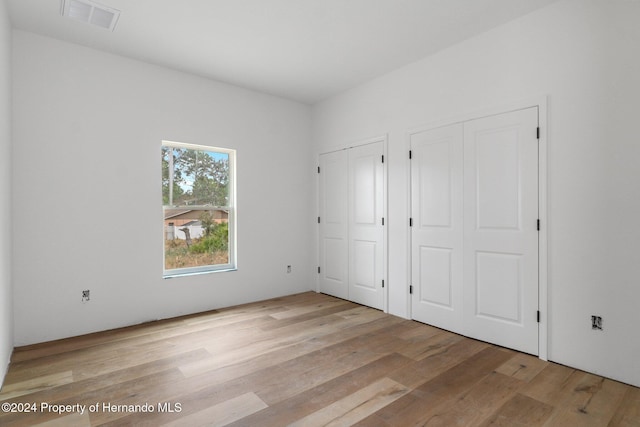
[1,0,639,425]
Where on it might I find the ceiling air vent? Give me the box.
[61,0,120,31]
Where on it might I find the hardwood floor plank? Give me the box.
[180,307,390,378]
[0,370,73,400]
[12,292,310,364]
[608,386,640,427]
[479,393,554,426]
[361,371,524,427]
[495,352,548,383]
[396,330,464,362]
[33,412,91,427]
[378,346,514,426]
[543,376,628,427]
[414,371,525,426]
[1,292,638,427]
[260,301,357,330]
[395,328,459,361]
[533,370,602,422]
[161,392,267,427]
[388,335,490,389]
[179,314,404,388]
[10,320,191,364]
[120,336,409,424]
[1,349,209,412]
[200,314,350,367]
[97,367,286,426]
[5,314,276,385]
[396,322,442,341]
[255,335,404,405]
[269,299,353,320]
[71,369,188,426]
[225,353,414,427]
[288,377,409,427]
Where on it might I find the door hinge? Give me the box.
[537,310,541,323]
[409,285,413,294]
[382,217,385,226]
[536,127,540,140]
[318,216,321,224]
[381,154,384,163]
[409,218,413,227]
[317,266,321,274]
[537,219,540,231]
[409,150,412,159]
[382,279,385,288]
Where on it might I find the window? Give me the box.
[162,141,236,277]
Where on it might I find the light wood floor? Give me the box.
[0,292,638,426]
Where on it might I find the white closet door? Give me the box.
[410,124,464,332]
[463,107,539,355]
[348,142,385,310]
[319,150,348,300]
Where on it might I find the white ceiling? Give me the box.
[6,0,560,104]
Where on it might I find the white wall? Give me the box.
[12,31,313,346]
[0,0,13,388]
[312,0,640,387]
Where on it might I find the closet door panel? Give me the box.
[410,123,464,332]
[348,142,384,310]
[319,150,348,300]
[463,107,539,355]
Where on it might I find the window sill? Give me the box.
[163,268,237,279]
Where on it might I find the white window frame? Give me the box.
[162,140,237,278]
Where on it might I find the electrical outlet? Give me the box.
[287,265,292,273]
[82,290,90,302]
[591,315,602,330]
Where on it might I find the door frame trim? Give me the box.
[407,95,548,361]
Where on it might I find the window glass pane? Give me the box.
[162,147,230,207]
[164,208,230,270]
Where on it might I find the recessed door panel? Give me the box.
[324,159,347,225]
[324,237,346,283]
[354,155,377,225]
[418,246,453,308]
[418,139,453,228]
[476,127,521,230]
[353,240,376,290]
[475,251,522,323]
